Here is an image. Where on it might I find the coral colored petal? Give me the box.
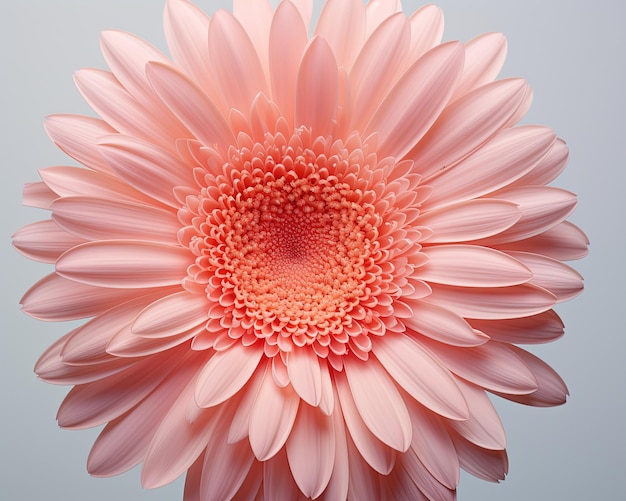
[425,283,556,320]
[373,334,469,420]
[295,37,339,137]
[469,310,564,345]
[316,0,366,70]
[450,431,508,482]
[233,0,273,76]
[418,245,532,287]
[208,10,269,112]
[407,5,444,64]
[419,199,520,243]
[228,366,265,444]
[403,301,488,347]
[56,241,190,289]
[335,371,396,474]
[284,0,313,29]
[287,348,322,407]
[132,291,208,338]
[44,114,116,173]
[319,387,349,500]
[494,346,569,407]
[409,78,530,181]
[183,453,204,501]
[448,381,507,450]
[269,0,308,126]
[230,461,262,501]
[389,456,438,501]
[495,221,589,261]
[422,339,538,395]
[349,13,410,130]
[453,33,508,100]
[52,197,179,243]
[88,352,199,476]
[107,324,201,358]
[12,220,85,263]
[145,61,235,152]
[365,42,464,160]
[23,181,57,209]
[343,355,412,451]
[425,125,556,209]
[365,0,402,37]
[263,448,304,501]
[195,343,264,408]
[346,433,381,501]
[512,137,568,187]
[249,364,300,461]
[286,403,335,498]
[21,272,152,321]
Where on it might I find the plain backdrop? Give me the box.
[1,1,623,500]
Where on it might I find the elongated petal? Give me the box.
[13,220,85,263]
[286,403,335,498]
[316,0,366,70]
[419,199,521,243]
[408,5,444,63]
[44,114,116,173]
[403,301,488,347]
[409,78,530,180]
[23,181,57,209]
[319,386,349,500]
[425,283,556,320]
[195,343,264,408]
[295,37,339,137]
[343,355,412,451]
[52,197,179,243]
[132,291,208,337]
[287,348,322,407]
[365,0,402,37]
[373,334,469,420]
[469,310,564,345]
[365,42,464,160]
[450,431,508,482]
[512,137,568,187]
[56,241,190,288]
[249,363,300,461]
[233,0,273,75]
[263,447,304,501]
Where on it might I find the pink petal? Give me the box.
[38,166,154,204]
[195,343,263,408]
[23,181,57,209]
[424,125,556,209]
[318,361,335,416]
[512,137,568,187]
[233,0,273,76]
[494,346,569,407]
[506,251,584,302]
[283,0,313,29]
[448,381,506,450]
[419,199,521,243]
[407,5,444,64]
[132,291,208,338]
[403,301,489,347]
[52,196,179,243]
[316,0,366,70]
[348,13,410,130]
[56,241,190,288]
[263,447,305,501]
[335,371,396,474]
[208,10,269,112]
[57,348,179,429]
[228,366,265,444]
[249,363,300,461]
[98,134,195,207]
[365,0,402,37]
[422,340,538,395]
[404,398,460,489]
[372,334,469,420]
[163,0,216,104]
[319,386,349,500]
[365,41,465,160]
[199,420,256,501]
[389,456,440,501]
[21,272,152,321]
[469,310,564,345]
[343,355,412,451]
[107,323,201,358]
[44,114,116,173]
[295,37,339,137]
[286,403,335,498]
[453,33,508,100]
[483,186,578,244]
[451,431,508,482]
[230,461,262,501]
[346,433,381,501]
[145,61,235,152]
[409,78,530,181]
[12,219,85,263]
[287,348,322,407]
[425,283,556,320]
[269,0,308,127]
[495,221,589,261]
[183,454,204,501]
[88,351,200,476]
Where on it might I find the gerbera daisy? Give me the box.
[13,0,588,499]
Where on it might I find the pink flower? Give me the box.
[14,0,588,499]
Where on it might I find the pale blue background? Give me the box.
[1,1,623,500]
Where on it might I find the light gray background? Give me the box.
[1,1,623,500]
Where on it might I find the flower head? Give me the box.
[14,0,587,499]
